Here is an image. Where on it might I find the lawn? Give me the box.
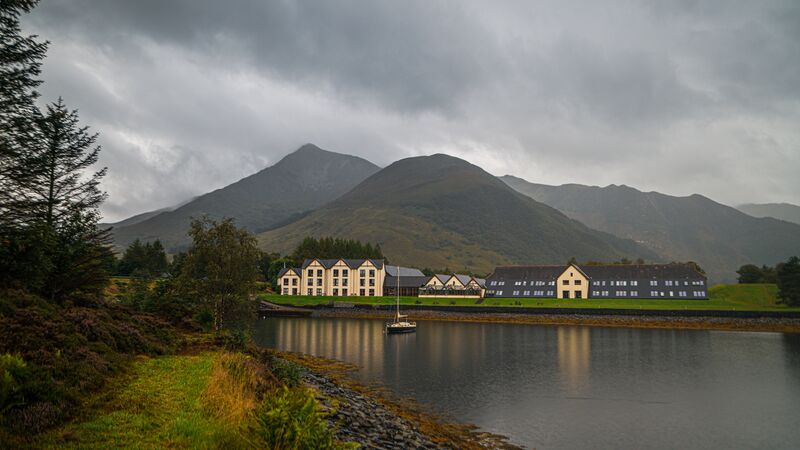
[262,284,800,312]
[38,352,254,449]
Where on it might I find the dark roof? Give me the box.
[301,258,385,269]
[581,264,706,280]
[384,275,430,288]
[488,263,706,281]
[454,274,473,285]
[277,267,300,278]
[385,266,424,277]
[488,265,566,281]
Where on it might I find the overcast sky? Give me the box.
[22,0,800,221]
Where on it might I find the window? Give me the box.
[631,281,638,286]
[562,280,569,285]
[523,290,531,296]
[669,291,674,297]
[369,289,374,296]
[601,281,606,286]
[359,289,365,296]
[575,279,582,285]
[513,290,520,296]
[292,278,297,286]
[282,288,288,295]
[307,269,313,276]
[593,281,600,286]
[360,279,365,287]
[369,279,375,287]
[496,290,503,296]
[547,290,554,296]
[369,270,375,277]
[342,269,348,277]
[549,281,555,286]
[316,288,322,295]
[360,269,365,277]
[333,269,339,277]
[499,281,506,286]
[333,279,338,286]
[650,290,658,296]
[333,288,338,296]
[631,291,638,297]
[601,290,609,296]
[342,289,348,296]
[307,288,313,295]
[307,279,313,286]
[575,291,582,299]
[317,269,323,277]
[490,281,497,286]
[317,278,323,286]
[343,279,348,286]
[283,278,289,285]
[650,280,658,286]
[616,291,627,297]
[592,290,600,296]
[679,291,687,297]
[515,281,521,286]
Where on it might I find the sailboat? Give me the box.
[386,266,417,334]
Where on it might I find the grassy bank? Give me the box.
[32,348,355,449]
[262,284,798,312]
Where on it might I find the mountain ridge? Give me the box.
[109,144,380,251]
[501,175,800,282]
[257,154,656,274]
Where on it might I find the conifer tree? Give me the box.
[0,0,48,223]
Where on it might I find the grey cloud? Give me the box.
[19,0,800,221]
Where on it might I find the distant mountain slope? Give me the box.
[100,197,196,229]
[111,144,380,251]
[501,175,800,282]
[258,154,655,274]
[738,203,800,225]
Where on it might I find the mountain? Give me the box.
[100,197,196,229]
[257,154,655,274]
[110,144,380,251]
[738,203,800,225]
[501,175,800,282]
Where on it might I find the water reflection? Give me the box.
[254,318,800,449]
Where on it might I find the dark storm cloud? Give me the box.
[20,0,800,221]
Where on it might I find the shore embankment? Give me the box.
[280,352,517,449]
[306,306,800,333]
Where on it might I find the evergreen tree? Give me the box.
[736,264,763,284]
[0,0,48,222]
[776,256,800,306]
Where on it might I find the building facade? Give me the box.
[486,263,708,299]
[418,273,487,298]
[277,258,386,297]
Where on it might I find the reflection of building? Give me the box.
[557,326,591,393]
[486,263,708,299]
[419,274,486,298]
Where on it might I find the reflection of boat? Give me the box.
[386,266,416,334]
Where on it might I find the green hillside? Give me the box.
[258,154,655,274]
[110,144,379,251]
[502,175,800,283]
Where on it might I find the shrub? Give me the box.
[201,352,266,427]
[253,386,353,449]
[0,354,28,416]
[271,357,304,387]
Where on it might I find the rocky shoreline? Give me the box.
[312,307,800,333]
[306,371,440,449]
[280,352,517,449]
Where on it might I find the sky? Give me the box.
[21,0,800,222]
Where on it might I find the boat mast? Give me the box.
[396,265,400,321]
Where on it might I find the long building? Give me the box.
[486,263,708,299]
[277,258,386,297]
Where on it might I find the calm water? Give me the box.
[253,317,800,449]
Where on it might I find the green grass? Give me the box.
[38,353,250,449]
[262,284,800,312]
